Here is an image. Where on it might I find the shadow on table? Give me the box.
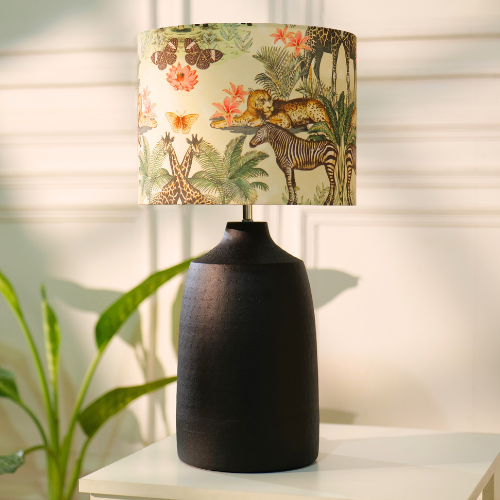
[244,432,500,476]
[319,408,357,425]
[227,432,499,497]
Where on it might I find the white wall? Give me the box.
[0,0,499,499]
[308,0,500,432]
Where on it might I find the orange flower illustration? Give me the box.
[286,31,312,57]
[271,25,293,45]
[210,96,243,127]
[143,97,157,125]
[141,85,151,101]
[166,63,198,91]
[223,82,249,102]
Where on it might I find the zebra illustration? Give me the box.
[345,143,356,206]
[249,123,338,205]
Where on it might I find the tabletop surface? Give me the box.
[80,423,500,500]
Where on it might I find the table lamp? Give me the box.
[138,22,356,473]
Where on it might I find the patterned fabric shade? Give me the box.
[138,23,356,206]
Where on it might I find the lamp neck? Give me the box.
[242,205,253,222]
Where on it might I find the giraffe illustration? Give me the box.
[301,27,356,101]
[179,134,199,179]
[173,135,215,205]
[152,133,215,205]
[151,133,178,204]
[151,133,213,205]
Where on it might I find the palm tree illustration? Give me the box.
[307,91,356,205]
[139,136,173,203]
[190,135,270,204]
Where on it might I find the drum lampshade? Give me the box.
[138,23,357,206]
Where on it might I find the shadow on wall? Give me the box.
[46,278,169,436]
[171,280,185,357]
[307,269,359,309]
[308,269,359,425]
[47,279,143,348]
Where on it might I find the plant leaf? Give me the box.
[234,150,269,175]
[95,258,194,351]
[140,137,150,174]
[223,135,245,174]
[150,174,174,192]
[318,95,337,129]
[189,176,222,199]
[0,270,24,322]
[308,134,327,141]
[237,167,269,181]
[41,287,60,390]
[150,137,169,178]
[0,367,21,403]
[337,91,345,119]
[308,121,335,143]
[344,102,356,140]
[224,178,254,204]
[196,140,225,183]
[253,46,302,100]
[78,376,177,438]
[250,181,270,191]
[0,451,24,474]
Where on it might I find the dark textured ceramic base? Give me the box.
[176,222,319,473]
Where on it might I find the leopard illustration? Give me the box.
[210,89,331,129]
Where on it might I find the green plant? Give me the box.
[220,23,239,41]
[307,91,356,205]
[295,75,334,103]
[139,136,173,203]
[280,182,329,205]
[201,32,217,49]
[312,182,330,205]
[0,257,194,499]
[190,136,269,204]
[281,187,310,205]
[253,46,305,100]
[140,29,165,58]
[234,31,253,52]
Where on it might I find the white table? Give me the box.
[80,423,500,500]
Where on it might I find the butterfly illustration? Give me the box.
[165,111,199,134]
[151,38,178,70]
[184,38,223,70]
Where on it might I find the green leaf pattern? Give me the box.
[95,258,193,351]
[0,367,21,403]
[139,136,173,203]
[78,377,177,438]
[41,286,60,391]
[0,451,25,474]
[191,137,269,205]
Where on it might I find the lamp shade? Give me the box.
[138,23,356,206]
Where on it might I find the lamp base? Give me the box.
[176,221,319,472]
